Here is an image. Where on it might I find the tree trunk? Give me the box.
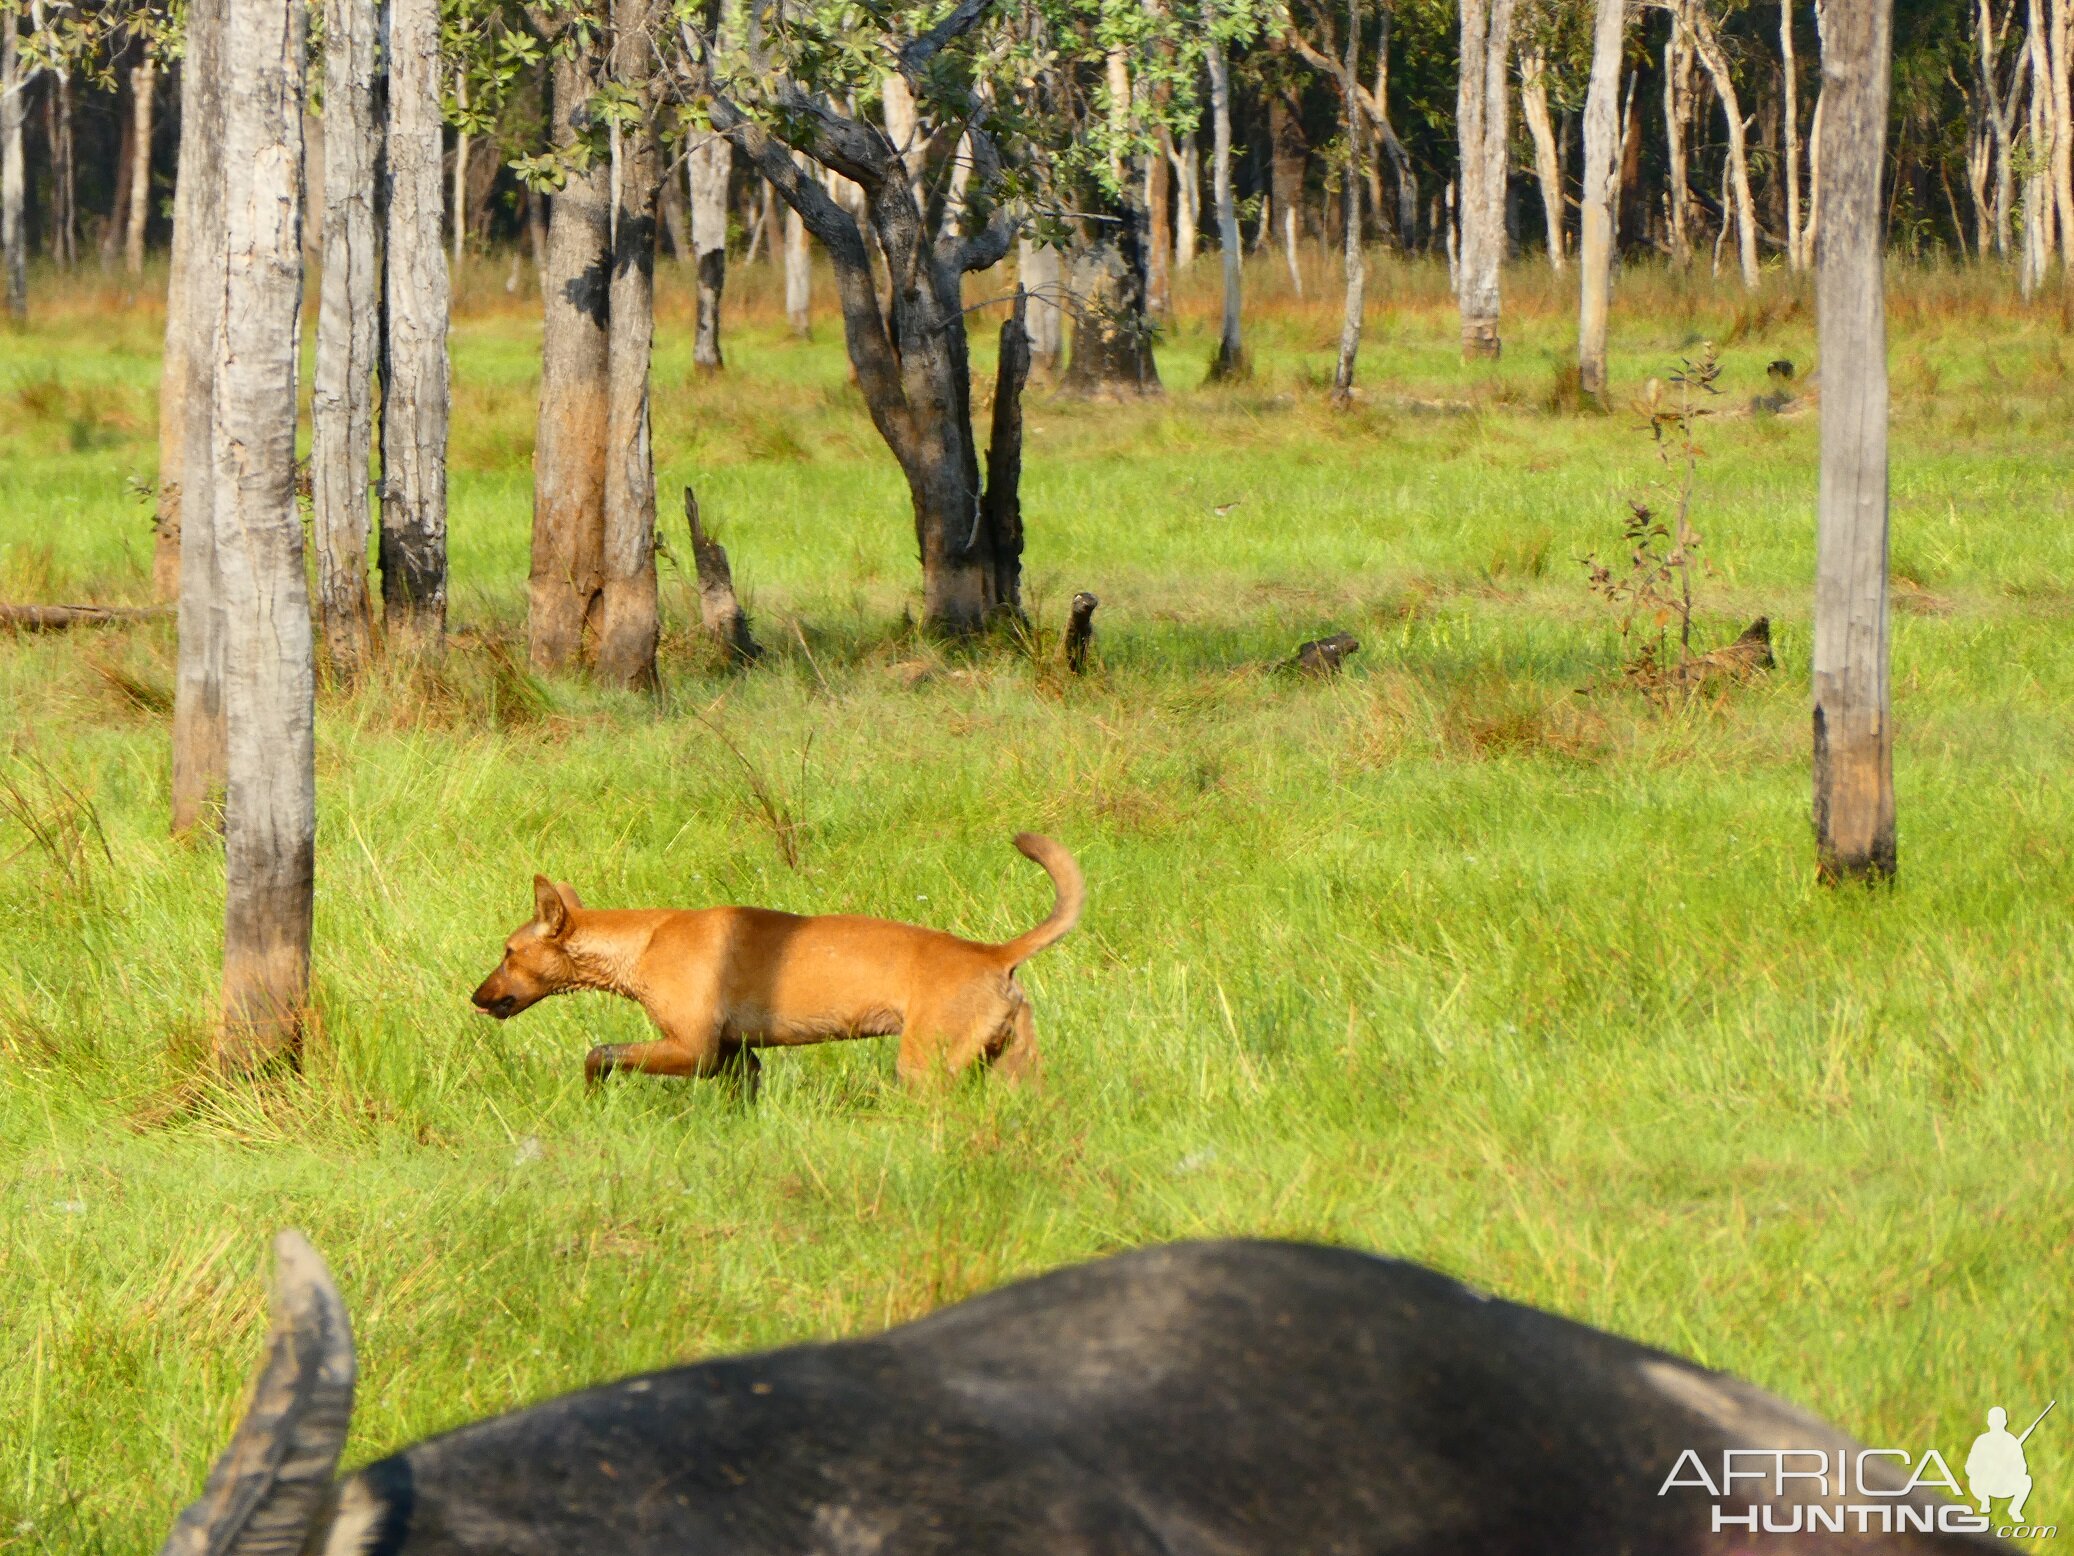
[1,9,25,320]
[1966,109,1993,258]
[1519,46,1565,271]
[1662,8,1694,268]
[1366,11,1420,249]
[381,0,451,658]
[2052,0,2073,265]
[1618,71,1645,239]
[1019,235,1063,370]
[1782,0,1805,269]
[1804,85,1824,257]
[1578,0,1625,399]
[213,0,314,1064]
[312,0,378,677]
[658,166,689,258]
[595,0,662,690]
[451,67,469,272]
[1270,88,1305,294]
[170,0,228,832]
[1685,3,1761,290]
[1333,34,1364,403]
[1457,0,1516,358]
[689,131,730,369]
[1205,25,1245,378]
[1146,130,1172,314]
[1063,204,1161,396]
[1169,129,1199,267]
[125,58,156,275]
[530,45,612,671]
[110,64,139,269]
[784,190,810,335]
[47,57,77,269]
[1812,0,1895,884]
[2023,0,2055,295]
[1978,0,2020,260]
[979,291,1030,612]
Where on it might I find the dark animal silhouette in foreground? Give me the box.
[161,1235,1994,1555]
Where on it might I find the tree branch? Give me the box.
[943,125,1023,272]
[701,89,917,463]
[897,0,1000,80]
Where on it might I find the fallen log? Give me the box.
[1287,631,1359,677]
[0,603,171,631]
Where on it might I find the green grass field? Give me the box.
[2,252,2071,1551]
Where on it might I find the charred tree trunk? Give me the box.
[683,489,760,663]
[312,0,378,677]
[1578,0,1625,400]
[1205,24,1246,378]
[530,43,612,671]
[1812,0,1896,884]
[1519,46,1565,271]
[980,289,1031,612]
[1,11,24,320]
[125,58,156,274]
[170,0,229,831]
[689,130,730,369]
[381,0,451,657]
[1457,0,1516,357]
[595,0,663,690]
[214,0,314,1065]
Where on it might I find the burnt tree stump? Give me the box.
[683,488,761,666]
[1290,632,1360,677]
[1676,616,1774,685]
[1064,592,1099,675]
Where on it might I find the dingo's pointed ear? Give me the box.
[556,882,584,912]
[533,874,568,937]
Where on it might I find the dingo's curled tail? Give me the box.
[993,833,1084,968]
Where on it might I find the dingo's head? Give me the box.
[471,876,584,1020]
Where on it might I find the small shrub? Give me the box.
[1581,346,1725,700]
